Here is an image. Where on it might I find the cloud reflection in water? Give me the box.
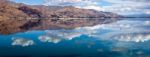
[12,37,34,47]
[38,19,150,43]
[39,35,62,44]
[38,29,95,43]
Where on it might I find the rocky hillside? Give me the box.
[0,1,44,20]
[0,0,26,20]
[33,6,120,18]
[36,6,96,18]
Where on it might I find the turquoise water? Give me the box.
[0,18,150,57]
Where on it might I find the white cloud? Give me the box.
[43,0,98,6]
[101,0,150,15]
[144,10,150,14]
[76,5,102,11]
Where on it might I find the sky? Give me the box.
[12,0,150,15]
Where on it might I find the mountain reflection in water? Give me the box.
[0,18,150,57]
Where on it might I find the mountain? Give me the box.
[32,5,121,18]
[0,0,121,20]
[0,1,45,20]
[0,0,122,34]
[124,14,150,18]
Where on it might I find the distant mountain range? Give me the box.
[124,14,150,18]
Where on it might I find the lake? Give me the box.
[0,18,150,57]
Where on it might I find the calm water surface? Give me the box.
[0,18,150,57]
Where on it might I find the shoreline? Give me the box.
[0,18,119,35]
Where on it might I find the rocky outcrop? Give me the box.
[18,6,44,18]
[0,1,28,20]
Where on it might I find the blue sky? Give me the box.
[12,0,44,5]
[12,0,150,15]
[12,0,111,6]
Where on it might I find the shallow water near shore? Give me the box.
[0,18,150,57]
